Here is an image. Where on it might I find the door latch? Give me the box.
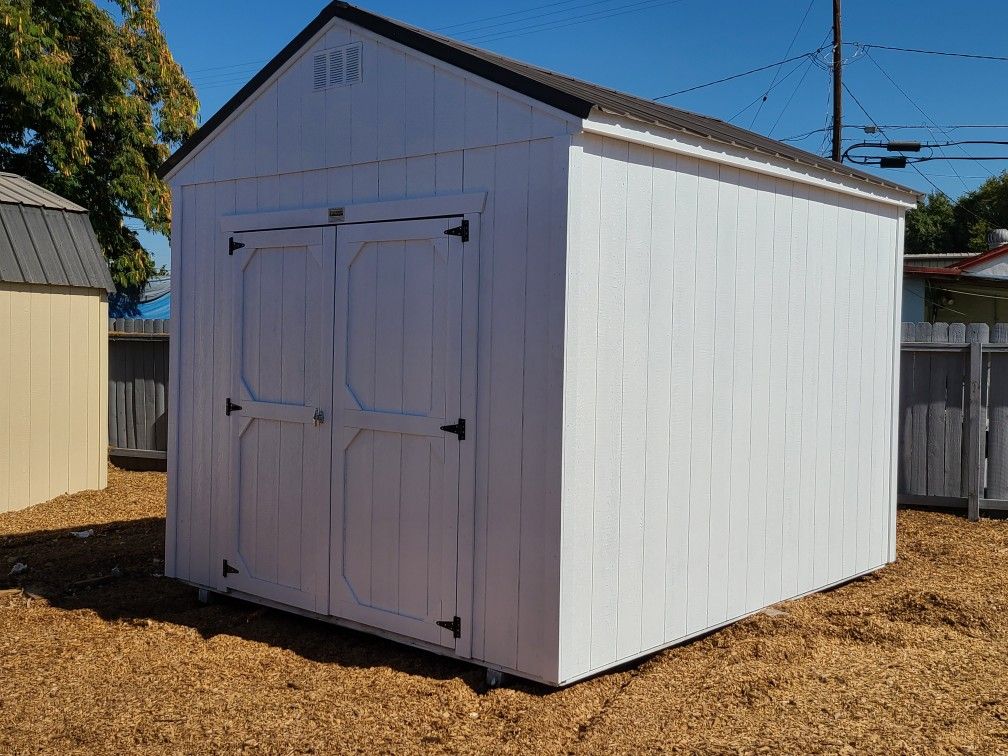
[439,418,465,440]
[225,398,243,416]
[313,408,325,426]
[436,615,462,638]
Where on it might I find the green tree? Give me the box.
[0,0,197,288]
[905,191,955,254]
[904,172,1008,255]
[954,172,1008,252]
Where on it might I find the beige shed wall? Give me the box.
[0,283,108,513]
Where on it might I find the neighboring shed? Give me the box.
[0,173,114,512]
[160,2,920,686]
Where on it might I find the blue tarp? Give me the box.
[109,275,170,319]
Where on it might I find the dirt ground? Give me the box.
[0,468,1006,754]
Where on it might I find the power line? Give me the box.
[749,0,816,128]
[780,124,1008,141]
[654,49,824,99]
[766,28,832,138]
[768,54,819,136]
[728,56,809,123]
[452,0,643,38]
[844,140,1008,165]
[434,0,592,32]
[460,0,681,44]
[862,43,1008,63]
[842,82,999,225]
[841,82,949,195]
[863,49,991,184]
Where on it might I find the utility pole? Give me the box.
[831,0,843,162]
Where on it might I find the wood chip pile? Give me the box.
[0,467,1005,754]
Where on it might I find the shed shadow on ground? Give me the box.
[0,515,552,696]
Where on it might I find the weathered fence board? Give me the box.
[109,318,169,464]
[899,321,1008,519]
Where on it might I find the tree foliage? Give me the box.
[0,0,197,288]
[905,172,1008,255]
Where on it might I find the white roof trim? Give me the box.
[582,110,920,209]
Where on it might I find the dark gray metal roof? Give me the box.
[160,2,920,200]
[0,173,87,211]
[0,175,115,293]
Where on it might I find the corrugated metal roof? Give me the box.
[159,1,921,200]
[0,173,87,211]
[0,175,115,293]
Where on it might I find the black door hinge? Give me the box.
[229,237,245,255]
[223,559,239,577]
[443,220,469,243]
[439,418,465,440]
[436,615,461,638]
[225,397,243,416]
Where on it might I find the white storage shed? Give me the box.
[161,2,920,686]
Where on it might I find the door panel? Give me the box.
[226,227,334,613]
[330,217,470,648]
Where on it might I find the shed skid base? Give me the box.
[485,668,504,688]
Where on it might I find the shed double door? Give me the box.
[330,217,474,649]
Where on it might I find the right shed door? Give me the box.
[329,217,472,649]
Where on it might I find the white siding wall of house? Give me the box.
[166,18,577,682]
[558,131,904,683]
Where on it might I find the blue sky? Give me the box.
[139,0,1008,269]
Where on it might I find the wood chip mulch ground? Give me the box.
[0,466,1006,754]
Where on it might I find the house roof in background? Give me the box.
[159,2,921,200]
[0,175,115,293]
[904,243,1008,279]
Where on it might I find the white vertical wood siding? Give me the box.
[559,133,901,683]
[167,19,574,681]
[0,284,107,512]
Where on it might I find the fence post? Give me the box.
[966,324,988,521]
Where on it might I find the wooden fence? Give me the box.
[108,318,169,464]
[900,321,1008,519]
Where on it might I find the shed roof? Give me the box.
[0,175,115,293]
[159,2,921,200]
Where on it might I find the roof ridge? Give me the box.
[158,1,921,199]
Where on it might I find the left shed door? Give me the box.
[224,226,335,613]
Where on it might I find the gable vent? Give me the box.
[313,53,327,90]
[312,42,363,91]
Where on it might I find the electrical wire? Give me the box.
[845,140,1008,165]
[748,0,816,128]
[779,124,1008,142]
[862,44,1008,63]
[841,82,952,196]
[768,54,818,136]
[653,49,825,99]
[842,82,1000,226]
[460,0,681,43]
[727,56,812,122]
[452,0,648,38]
[864,49,992,183]
[930,286,1008,303]
[434,0,595,32]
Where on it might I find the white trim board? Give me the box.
[581,111,920,209]
[220,192,487,232]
